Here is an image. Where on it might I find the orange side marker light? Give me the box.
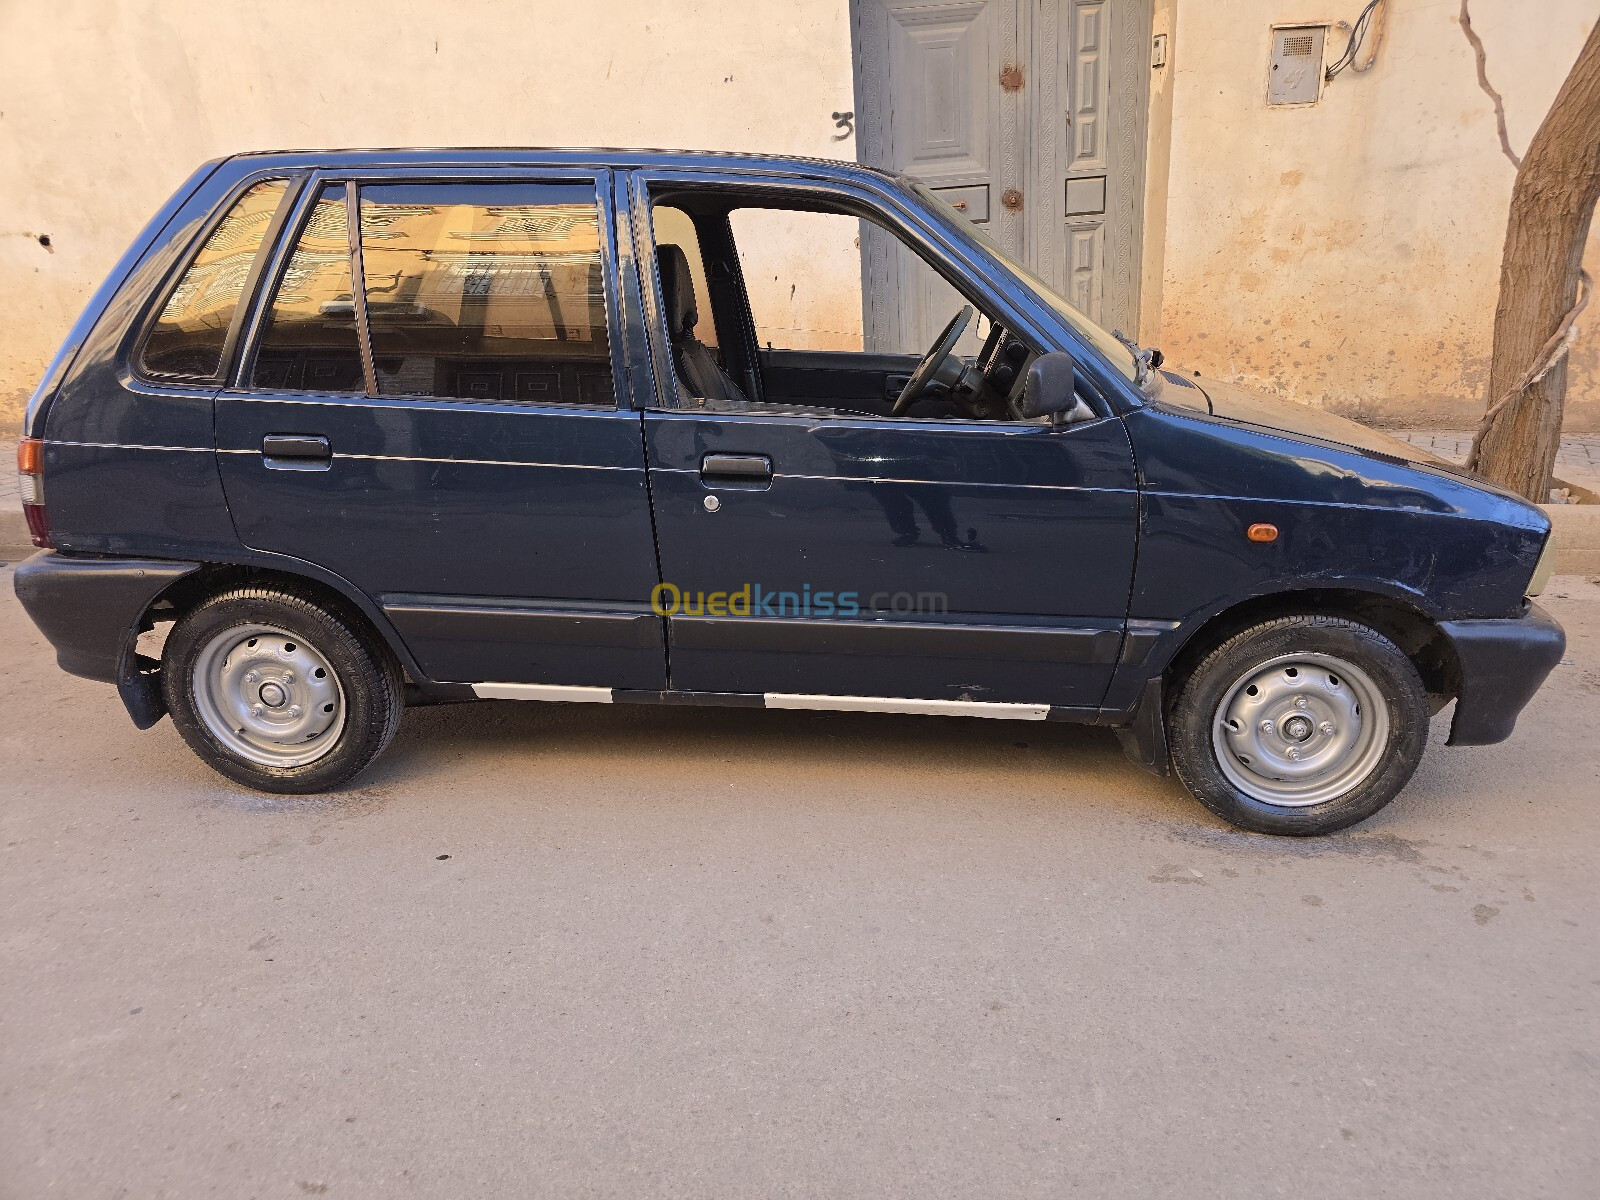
[1247,522,1279,543]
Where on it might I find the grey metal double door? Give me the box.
[851,0,1151,347]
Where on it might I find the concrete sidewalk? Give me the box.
[1388,430,1600,483]
[1,435,22,556]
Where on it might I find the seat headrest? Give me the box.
[656,243,699,337]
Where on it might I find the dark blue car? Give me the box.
[13,149,1564,835]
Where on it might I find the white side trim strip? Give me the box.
[472,683,614,703]
[764,693,1051,721]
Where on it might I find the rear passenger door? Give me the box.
[215,170,666,691]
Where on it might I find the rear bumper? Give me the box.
[13,550,198,727]
[1440,602,1565,746]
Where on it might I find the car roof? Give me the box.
[223,147,902,186]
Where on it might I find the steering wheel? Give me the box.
[891,305,974,417]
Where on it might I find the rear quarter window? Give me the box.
[140,179,289,380]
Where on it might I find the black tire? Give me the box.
[1168,615,1428,836]
[162,585,404,793]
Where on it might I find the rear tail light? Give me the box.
[16,437,51,548]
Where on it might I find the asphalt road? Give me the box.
[3,567,1598,1199]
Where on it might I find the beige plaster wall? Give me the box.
[1155,0,1599,428]
[0,0,856,425]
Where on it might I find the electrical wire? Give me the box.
[1326,0,1384,80]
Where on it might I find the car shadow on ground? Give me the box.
[389,695,1128,769]
[336,697,1210,825]
[350,696,1472,841]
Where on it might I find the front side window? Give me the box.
[728,206,986,358]
[907,179,1141,383]
[358,183,614,405]
[649,187,1040,424]
[252,183,364,393]
[141,179,288,379]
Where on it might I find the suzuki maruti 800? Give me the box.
[14,150,1565,835]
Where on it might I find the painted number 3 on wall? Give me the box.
[831,111,854,141]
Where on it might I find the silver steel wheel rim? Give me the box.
[1211,652,1390,808]
[191,624,346,768]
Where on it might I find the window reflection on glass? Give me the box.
[141,179,288,379]
[357,183,614,405]
[251,184,364,393]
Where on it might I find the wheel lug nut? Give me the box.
[283,671,295,684]
[1286,747,1300,760]
[244,671,258,684]
[251,705,264,717]
[1294,696,1308,709]
[288,705,302,719]
[1319,721,1334,735]
[1260,720,1275,734]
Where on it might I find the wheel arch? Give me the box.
[1162,587,1462,706]
[122,559,460,728]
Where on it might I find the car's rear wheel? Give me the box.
[1168,615,1428,835]
[162,586,403,793]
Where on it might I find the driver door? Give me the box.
[632,174,1137,711]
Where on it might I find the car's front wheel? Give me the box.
[1168,615,1429,835]
[162,586,404,793]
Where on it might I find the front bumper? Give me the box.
[1439,602,1565,746]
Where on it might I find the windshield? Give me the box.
[905,178,1144,386]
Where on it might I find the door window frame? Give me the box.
[625,168,1104,423]
[230,166,632,414]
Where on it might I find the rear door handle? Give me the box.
[700,453,772,487]
[262,434,331,471]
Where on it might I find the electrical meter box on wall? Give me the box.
[1268,24,1327,105]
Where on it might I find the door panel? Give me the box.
[643,409,1138,707]
[1029,0,1151,332]
[215,396,665,688]
[758,348,922,414]
[851,0,1152,337]
[853,0,1023,353]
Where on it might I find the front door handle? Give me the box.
[262,434,331,471]
[701,453,772,487]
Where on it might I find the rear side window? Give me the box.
[140,179,288,379]
[251,184,365,394]
[357,182,614,405]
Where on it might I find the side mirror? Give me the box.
[1019,351,1096,425]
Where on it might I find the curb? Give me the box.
[0,509,31,563]
[1544,502,1600,576]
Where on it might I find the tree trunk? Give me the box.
[1474,19,1600,501]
